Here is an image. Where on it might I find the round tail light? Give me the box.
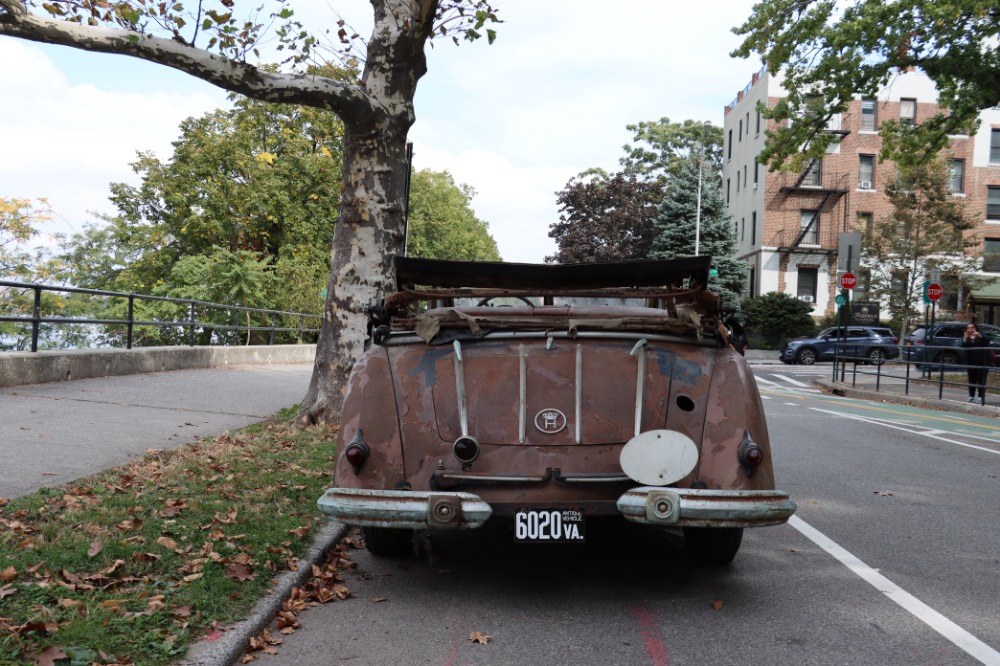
[453,436,480,463]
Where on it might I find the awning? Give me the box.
[969,277,1000,303]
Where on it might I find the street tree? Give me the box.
[0,0,499,423]
[647,158,746,306]
[619,118,724,183]
[732,0,1000,169]
[546,172,661,263]
[405,169,501,261]
[860,158,980,337]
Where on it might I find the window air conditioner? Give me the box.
[799,295,815,303]
[859,180,872,190]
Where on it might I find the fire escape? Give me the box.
[776,157,851,254]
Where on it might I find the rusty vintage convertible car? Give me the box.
[318,256,795,565]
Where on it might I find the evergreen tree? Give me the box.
[648,159,746,306]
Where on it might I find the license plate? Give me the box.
[514,509,585,543]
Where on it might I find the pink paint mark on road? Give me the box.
[441,623,464,666]
[631,606,670,666]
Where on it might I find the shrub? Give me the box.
[742,292,817,348]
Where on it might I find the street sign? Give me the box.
[839,272,857,290]
[835,294,846,306]
[926,282,943,301]
[852,302,880,325]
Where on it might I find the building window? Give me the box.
[860,97,877,131]
[755,109,761,135]
[900,98,916,127]
[753,158,759,188]
[894,221,910,242]
[989,186,1000,221]
[947,159,965,193]
[751,211,757,246]
[797,266,818,302]
[991,129,1000,164]
[727,130,733,159]
[739,118,743,141]
[858,155,875,189]
[985,239,1000,272]
[800,210,819,245]
[741,217,745,242]
[726,179,731,204]
[802,158,822,187]
[737,170,741,193]
[857,212,874,239]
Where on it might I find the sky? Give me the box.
[0,1,763,265]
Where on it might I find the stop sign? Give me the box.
[927,282,943,301]
[840,272,857,290]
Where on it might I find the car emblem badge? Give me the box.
[535,409,567,434]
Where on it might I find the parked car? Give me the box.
[317,256,796,566]
[779,326,900,365]
[902,321,1000,367]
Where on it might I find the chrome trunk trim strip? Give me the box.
[453,340,469,437]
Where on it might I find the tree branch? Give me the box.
[0,5,375,121]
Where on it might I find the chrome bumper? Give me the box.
[318,488,492,529]
[319,486,796,531]
[616,487,797,528]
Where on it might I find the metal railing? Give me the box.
[830,342,996,402]
[0,280,323,352]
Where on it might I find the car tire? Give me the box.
[683,526,743,566]
[796,347,817,365]
[938,351,960,366]
[867,348,886,365]
[361,526,413,557]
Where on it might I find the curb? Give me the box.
[814,379,1000,416]
[178,519,349,666]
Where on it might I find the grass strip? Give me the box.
[0,406,337,666]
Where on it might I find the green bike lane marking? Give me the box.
[761,387,1000,447]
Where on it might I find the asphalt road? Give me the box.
[252,370,1000,666]
[0,364,313,500]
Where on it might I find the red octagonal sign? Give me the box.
[927,283,943,301]
[839,272,857,290]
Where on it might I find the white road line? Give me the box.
[784,402,799,407]
[754,375,781,386]
[789,516,1000,666]
[770,373,812,387]
[810,407,1000,455]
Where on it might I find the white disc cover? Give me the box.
[619,429,699,486]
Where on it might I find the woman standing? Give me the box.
[961,323,990,405]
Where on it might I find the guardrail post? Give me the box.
[298,315,304,344]
[269,312,276,345]
[31,286,41,352]
[127,294,134,349]
[188,301,196,346]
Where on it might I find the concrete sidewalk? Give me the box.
[0,363,315,500]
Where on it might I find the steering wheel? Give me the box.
[476,296,536,307]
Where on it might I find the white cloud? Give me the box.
[1,1,762,263]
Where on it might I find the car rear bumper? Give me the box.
[318,486,796,530]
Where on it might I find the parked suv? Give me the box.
[779,326,900,365]
[902,322,1000,367]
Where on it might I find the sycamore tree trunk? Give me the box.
[297,120,414,424]
[296,4,429,425]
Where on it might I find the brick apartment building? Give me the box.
[722,67,1000,324]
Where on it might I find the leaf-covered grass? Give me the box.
[0,408,337,666]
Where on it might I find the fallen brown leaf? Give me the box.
[0,566,16,583]
[469,631,492,645]
[88,539,103,557]
[711,600,725,611]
